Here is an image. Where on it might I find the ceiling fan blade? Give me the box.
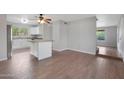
[29,14,52,24]
[44,19,50,24]
[46,19,52,21]
[43,17,51,21]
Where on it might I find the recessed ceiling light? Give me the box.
[21,18,28,24]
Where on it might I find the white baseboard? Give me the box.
[67,48,96,55]
[53,48,96,55]
[53,49,61,52]
[0,58,7,61]
[53,48,68,52]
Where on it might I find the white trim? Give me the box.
[67,48,96,55]
[0,58,7,61]
[53,48,68,52]
[53,48,96,55]
[53,49,61,52]
[60,48,68,51]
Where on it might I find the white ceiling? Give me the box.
[45,14,95,22]
[7,14,95,25]
[96,14,121,27]
[7,14,122,27]
[7,14,38,25]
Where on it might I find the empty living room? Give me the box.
[1,0,124,93]
[0,14,124,79]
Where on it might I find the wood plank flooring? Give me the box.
[0,48,124,79]
[97,46,122,60]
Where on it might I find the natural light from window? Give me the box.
[96,30,105,40]
[12,25,28,38]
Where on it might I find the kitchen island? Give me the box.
[28,40,52,60]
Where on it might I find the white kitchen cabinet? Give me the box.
[29,40,52,60]
[29,26,40,35]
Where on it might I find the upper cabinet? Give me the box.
[29,24,52,40]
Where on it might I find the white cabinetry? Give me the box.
[30,40,52,60]
[29,26,40,35]
[29,24,52,40]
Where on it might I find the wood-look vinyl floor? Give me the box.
[0,48,124,79]
[97,46,122,60]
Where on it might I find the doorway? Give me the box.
[96,26,122,60]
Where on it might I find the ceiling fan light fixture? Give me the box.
[37,19,45,24]
[30,14,51,24]
[37,19,41,23]
[41,20,45,24]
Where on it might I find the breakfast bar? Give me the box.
[28,40,52,60]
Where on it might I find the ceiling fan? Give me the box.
[30,14,52,24]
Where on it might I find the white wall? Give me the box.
[0,15,7,61]
[52,20,68,51]
[59,22,68,50]
[117,15,124,61]
[97,26,117,48]
[52,21,60,50]
[42,24,52,40]
[68,17,96,54]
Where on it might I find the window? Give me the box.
[12,26,28,37]
[96,30,105,40]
